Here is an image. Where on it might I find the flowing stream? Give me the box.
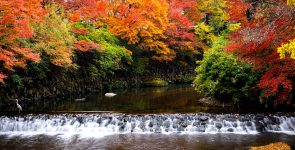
[1,113,295,136]
[0,85,294,149]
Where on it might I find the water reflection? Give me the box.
[0,134,294,150]
[51,85,213,114]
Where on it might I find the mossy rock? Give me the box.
[143,78,168,87]
[250,142,291,150]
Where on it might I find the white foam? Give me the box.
[0,114,294,137]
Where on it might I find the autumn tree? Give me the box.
[194,0,239,50]
[277,0,295,60]
[105,0,176,61]
[227,2,295,105]
[165,0,200,53]
[34,4,76,68]
[59,0,106,26]
[72,23,132,79]
[0,0,44,83]
[226,0,250,22]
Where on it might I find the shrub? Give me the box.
[193,38,259,104]
[174,75,195,84]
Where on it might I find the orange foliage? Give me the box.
[60,0,200,61]
[0,0,44,82]
[105,0,176,61]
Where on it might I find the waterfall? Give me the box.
[0,113,294,137]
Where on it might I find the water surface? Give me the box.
[0,133,294,150]
[56,85,206,113]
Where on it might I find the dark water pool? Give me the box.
[20,85,239,114]
[53,85,208,114]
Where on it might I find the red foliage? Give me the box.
[165,0,200,52]
[226,0,250,22]
[227,4,295,105]
[60,0,106,22]
[71,27,90,35]
[0,73,7,83]
[0,0,44,83]
[74,40,100,52]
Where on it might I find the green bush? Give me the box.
[106,80,128,90]
[193,38,259,104]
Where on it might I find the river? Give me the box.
[0,85,294,149]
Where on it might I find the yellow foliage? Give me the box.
[250,142,291,150]
[195,23,218,47]
[34,4,75,68]
[140,39,176,61]
[277,39,295,59]
[228,23,241,31]
[198,0,229,20]
[287,0,295,5]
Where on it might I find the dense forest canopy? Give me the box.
[0,0,294,107]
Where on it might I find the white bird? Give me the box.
[15,99,22,113]
[105,93,116,97]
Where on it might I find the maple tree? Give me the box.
[60,0,106,26]
[226,0,250,22]
[105,0,176,61]
[0,0,44,83]
[34,4,75,68]
[165,0,200,53]
[227,2,295,105]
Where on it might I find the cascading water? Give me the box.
[0,113,294,137]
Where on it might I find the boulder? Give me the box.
[215,122,222,129]
[199,116,209,121]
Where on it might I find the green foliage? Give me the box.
[130,58,148,75]
[105,80,128,90]
[194,22,218,46]
[193,37,259,103]
[86,64,100,80]
[10,74,23,89]
[74,23,132,77]
[174,75,195,84]
[198,0,229,33]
